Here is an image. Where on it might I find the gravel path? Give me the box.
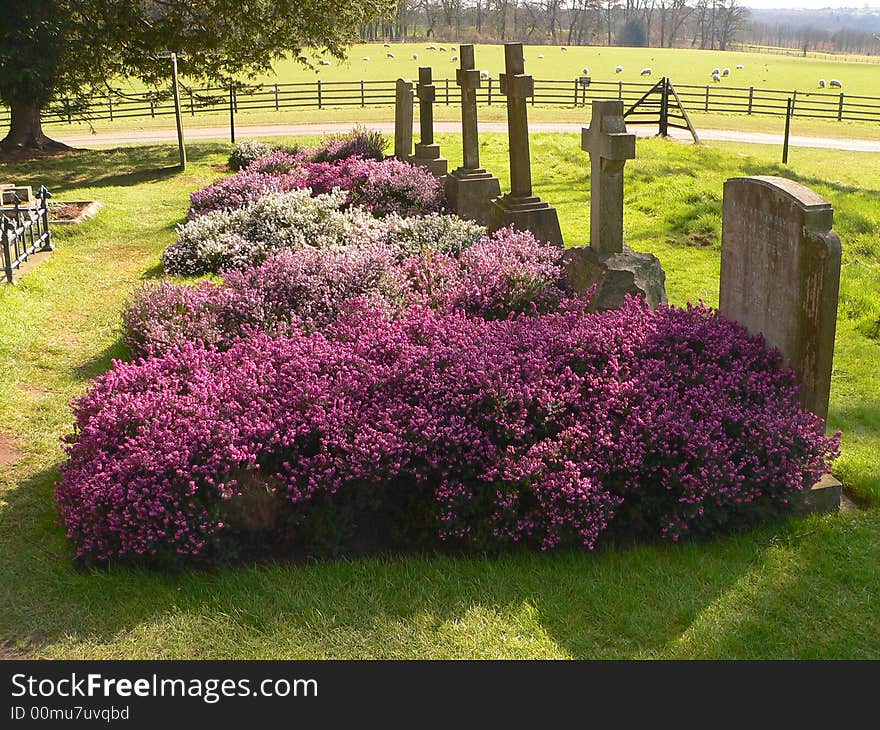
[53,121,880,152]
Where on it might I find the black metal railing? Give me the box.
[1,186,53,284]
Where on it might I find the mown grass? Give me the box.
[0,134,877,659]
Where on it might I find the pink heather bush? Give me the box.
[188,156,444,219]
[59,299,837,564]
[126,228,566,358]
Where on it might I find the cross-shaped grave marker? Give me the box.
[489,42,563,246]
[411,67,447,177]
[580,99,636,255]
[443,44,501,225]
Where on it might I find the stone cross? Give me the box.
[719,176,841,423]
[581,100,636,255]
[412,67,447,177]
[394,78,414,160]
[456,44,483,170]
[489,42,563,246]
[498,42,536,199]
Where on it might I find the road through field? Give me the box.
[53,121,880,152]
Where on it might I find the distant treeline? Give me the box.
[359,2,880,56]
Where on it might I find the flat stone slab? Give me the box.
[793,472,842,514]
[50,200,102,225]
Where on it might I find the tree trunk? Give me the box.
[0,101,70,152]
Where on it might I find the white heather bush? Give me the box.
[382,213,487,258]
[163,189,390,275]
[228,139,273,171]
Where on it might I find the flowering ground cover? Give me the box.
[0,136,877,659]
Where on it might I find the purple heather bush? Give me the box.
[128,228,566,357]
[60,298,837,564]
[189,154,444,220]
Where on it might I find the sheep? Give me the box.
[439,46,447,51]
[386,52,395,58]
[582,67,589,75]
[479,70,489,80]
[561,46,567,51]
[615,65,623,73]
[830,79,842,88]
[412,54,418,60]
[722,67,730,76]
[538,54,545,59]
[711,67,720,75]
[818,79,826,88]
[640,67,652,76]
[451,56,458,62]
[712,72,721,83]
[736,64,745,70]
[427,45,436,50]
[383,43,390,48]
[362,56,370,61]
[320,60,331,66]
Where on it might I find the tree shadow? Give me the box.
[71,337,129,382]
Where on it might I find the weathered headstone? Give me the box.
[563,99,666,310]
[444,44,501,226]
[393,78,414,161]
[720,176,841,422]
[719,175,843,513]
[411,67,447,177]
[489,42,563,246]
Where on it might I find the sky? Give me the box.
[744,1,879,8]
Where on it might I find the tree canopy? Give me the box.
[0,0,394,150]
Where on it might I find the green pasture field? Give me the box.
[0,133,878,659]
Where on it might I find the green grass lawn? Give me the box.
[0,133,878,659]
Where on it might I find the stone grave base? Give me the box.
[563,244,667,311]
[489,194,564,247]
[444,168,502,226]
[410,148,448,178]
[793,473,842,514]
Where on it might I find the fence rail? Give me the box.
[1,187,53,284]
[2,77,879,127]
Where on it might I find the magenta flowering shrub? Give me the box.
[127,229,566,357]
[346,158,445,218]
[60,299,837,564]
[310,126,387,163]
[188,155,444,220]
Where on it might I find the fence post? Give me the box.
[189,89,194,116]
[747,87,754,115]
[618,80,622,100]
[659,77,669,137]
[149,92,155,118]
[360,80,365,108]
[488,77,492,106]
[704,85,709,112]
[108,94,113,121]
[274,83,280,111]
[65,97,72,123]
[445,78,450,105]
[782,97,792,164]
[2,218,14,285]
[573,78,578,106]
[838,93,844,121]
[317,80,322,110]
[170,52,186,170]
[229,82,236,143]
[791,90,797,116]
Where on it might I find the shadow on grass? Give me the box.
[1,458,877,659]
[72,337,130,382]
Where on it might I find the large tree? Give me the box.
[0,0,393,152]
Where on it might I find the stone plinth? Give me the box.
[445,169,501,226]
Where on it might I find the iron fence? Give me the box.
[1,187,53,284]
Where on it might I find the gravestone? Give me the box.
[719,175,842,513]
[563,99,666,310]
[393,78,414,161]
[411,67,448,177]
[720,176,841,422]
[489,43,563,246]
[444,44,501,226]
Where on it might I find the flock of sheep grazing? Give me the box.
[355,45,847,90]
